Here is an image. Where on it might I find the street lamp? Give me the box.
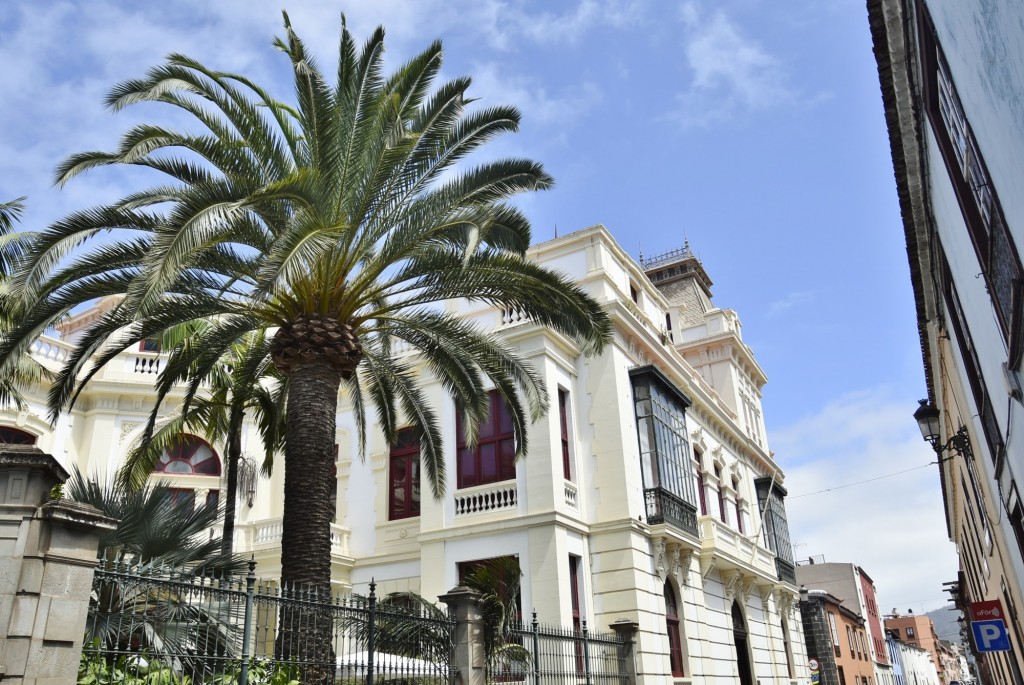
[914,399,974,460]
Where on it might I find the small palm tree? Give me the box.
[119,329,286,557]
[67,468,247,680]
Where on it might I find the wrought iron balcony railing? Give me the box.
[644,488,699,539]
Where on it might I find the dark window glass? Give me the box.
[456,391,516,489]
[559,390,572,481]
[716,466,727,523]
[665,582,685,677]
[0,427,36,444]
[733,478,743,533]
[168,488,195,512]
[570,555,583,669]
[139,338,161,353]
[205,489,219,510]
[389,428,421,520]
[696,468,707,516]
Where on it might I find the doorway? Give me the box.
[732,600,754,685]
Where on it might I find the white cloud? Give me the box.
[772,387,960,613]
[670,3,797,126]
[469,63,603,129]
[767,291,814,317]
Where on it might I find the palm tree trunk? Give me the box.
[276,358,342,683]
[220,407,244,558]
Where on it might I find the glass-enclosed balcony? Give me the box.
[630,366,699,540]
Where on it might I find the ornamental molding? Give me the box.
[119,422,141,444]
[722,569,743,604]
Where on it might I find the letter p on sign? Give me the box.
[972,620,1011,652]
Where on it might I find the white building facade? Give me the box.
[6,225,806,685]
[869,0,1024,682]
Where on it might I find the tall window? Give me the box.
[630,366,698,533]
[456,391,516,489]
[389,428,421,520]
[696,468,707,516]
[559,389,573,481]
[755,476,796,583]
[848,625,856,656]
[781,619,794,678]
[829,612,841,657]
[921,12,1024,350]
[733,477,744,533]
[664,581,685,677]
[715,466,727,523]
[570,555,583,670]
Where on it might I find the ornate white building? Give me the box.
[7,225,807,685]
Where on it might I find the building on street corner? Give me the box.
[3,225,807,684]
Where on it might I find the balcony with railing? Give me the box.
[453,480,519,517]
[214,517,352,560]
[644,488,699,539]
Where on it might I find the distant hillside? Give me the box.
[926,604,964,644]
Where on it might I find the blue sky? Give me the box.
[0,1,959,614]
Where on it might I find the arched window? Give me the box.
[153,435,221,476]
[0,427,37,444]
[665,581,685,677]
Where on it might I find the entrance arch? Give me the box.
[732,600,754,685]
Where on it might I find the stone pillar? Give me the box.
[610,618,640,685]
[439,586,485,685]
[0,445,116,685]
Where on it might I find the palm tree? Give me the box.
[0,198,52,410]
[119,329,287,557]
[0,15,611,675]
[66,468,247,680]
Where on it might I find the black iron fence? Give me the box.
[487,613,629,685]
[81,556,454,684]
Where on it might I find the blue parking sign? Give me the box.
[972,620,1011,652]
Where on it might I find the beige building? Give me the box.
[6,225,807,685]
[868,0,1024,682]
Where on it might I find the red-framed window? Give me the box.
[733,478,743,533]
[715,466,726,523]
[665,581,685,677]
[456,391,516,489]
[389,428,421,520]
[559,389,572,481]
[0,426,37,444]
[154,435,221,476]
[570,555,583,669]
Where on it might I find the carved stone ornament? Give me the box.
[17,407,30,426]
[655,539,669,583]
[674,548,694,587]
[699,554,716,580]
[119,422,140,444]
[722,569,743,604]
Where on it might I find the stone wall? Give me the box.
[0,445,115,685]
